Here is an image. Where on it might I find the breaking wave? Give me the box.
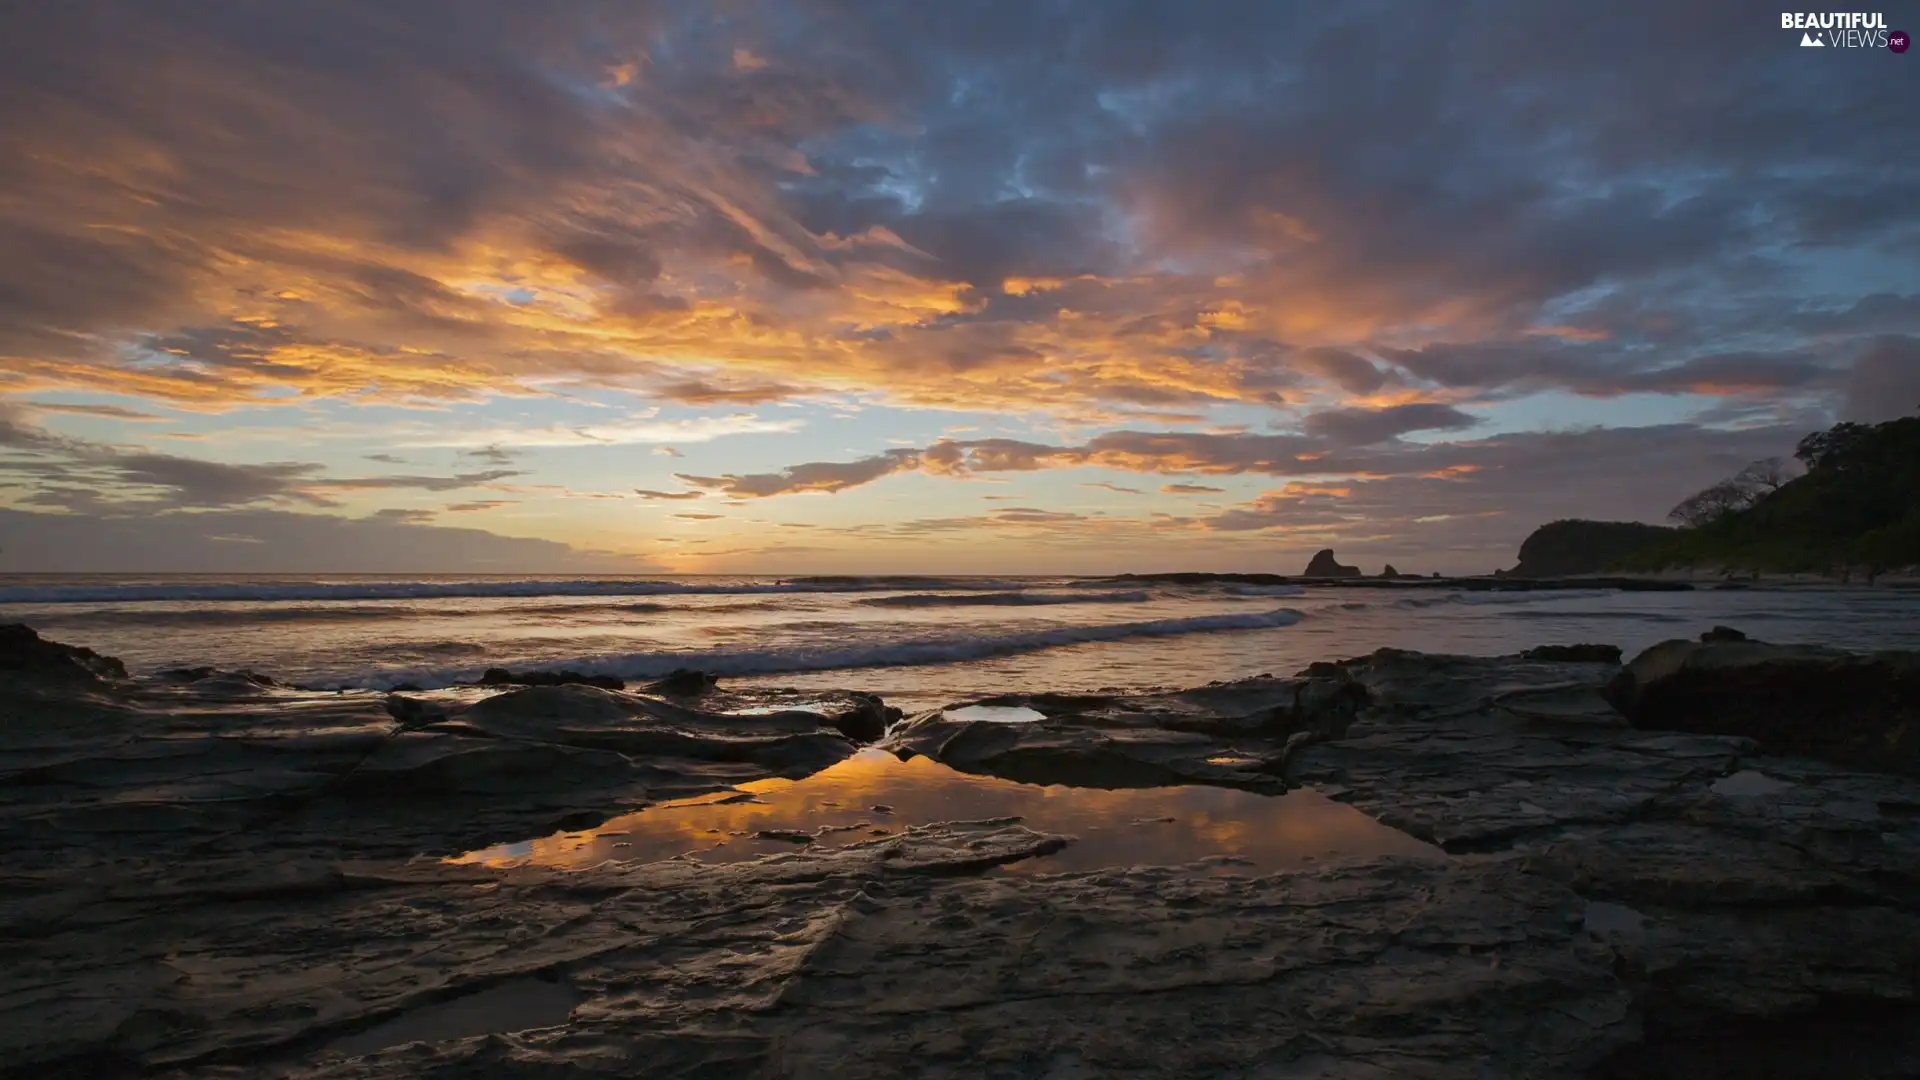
[19,599,680,627]
[338,606,1308,689]
[1308,589,1624,613]
[0,577,1037,605]
[1221,584,1309,597]
[854,590,1152,609]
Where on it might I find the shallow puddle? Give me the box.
[325,976,579,1057]
[452,749,1440,875]
[1712,769,1793,797]
[942,704,1047,723]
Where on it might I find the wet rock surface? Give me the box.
[1603,636,1920,775]
[1522,643,1624,664]
[3,632,1919,1078]
[0,621,128,681]
[473,666,625,690]
[882,674,1369,791]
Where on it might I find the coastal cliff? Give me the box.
[1505,519,1676,577]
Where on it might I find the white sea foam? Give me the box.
[854,590,1151,608]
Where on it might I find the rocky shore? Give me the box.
[4,624,1918,1078]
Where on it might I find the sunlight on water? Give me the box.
[449,749,1442,874]
[5,575,1917,711]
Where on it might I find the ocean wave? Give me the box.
[1385,589,1619,610]
[854,590,1152,609]
[0,577,1034,605]
[20,599,678,626]
[337,606,1307,689]
[23,605,417,627]
[1222,584,1309,597]
[1500,609,1686,622]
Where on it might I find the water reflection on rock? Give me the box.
[452,749,1440,874]
[942,703,1047,723]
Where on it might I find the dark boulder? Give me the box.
[1302,549,1362,578]
[1379,564,1401,578]
[644,668,718,696]
[475,667,624,691]
[1161,675,1369,739]
[383,694,448,726]
[0,623,127,681]
[1700,625,1748,643]
[822,693,900,743]
[1521,644,1624,664]
[1603,640,1920,774]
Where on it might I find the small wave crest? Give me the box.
[1222,584,1308,597]
[19,599,678,627]
[854,590,1151,609]
[1302,588,1624,618]
[0,577,1033,605]
[337,606,1307,689]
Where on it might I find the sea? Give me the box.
[5,574,1917,710]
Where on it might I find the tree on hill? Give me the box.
[1626,409,1920,577]
[1794,422,1874,471]
[1667,457,1799,529]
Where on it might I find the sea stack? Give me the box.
[1302,549,1362,578]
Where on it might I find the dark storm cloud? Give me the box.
[675,449,922,497]
[1301,404,1481,446]
[458,445,520,467]
[0,405,521,509]
[105,453,330,507]
[0,507,646,573]
[1842,337,1920,423]
[318,469,524,493]
[18,402,167,421]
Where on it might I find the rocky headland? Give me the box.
[4,623,1919,1078]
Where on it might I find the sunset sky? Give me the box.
[1,1,1914,574]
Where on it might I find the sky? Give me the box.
[0,1,1916,575]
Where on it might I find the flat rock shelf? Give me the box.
[3,624,1919,1079]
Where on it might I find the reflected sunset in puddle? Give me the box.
[452,749,1440,875]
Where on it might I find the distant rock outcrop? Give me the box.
[1379,564,1401,578]
[1506,519,1676,577]
[1302,549,1362,578]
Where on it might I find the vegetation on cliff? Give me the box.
[1621,412,1920,577]
[1505,519,1677,577]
